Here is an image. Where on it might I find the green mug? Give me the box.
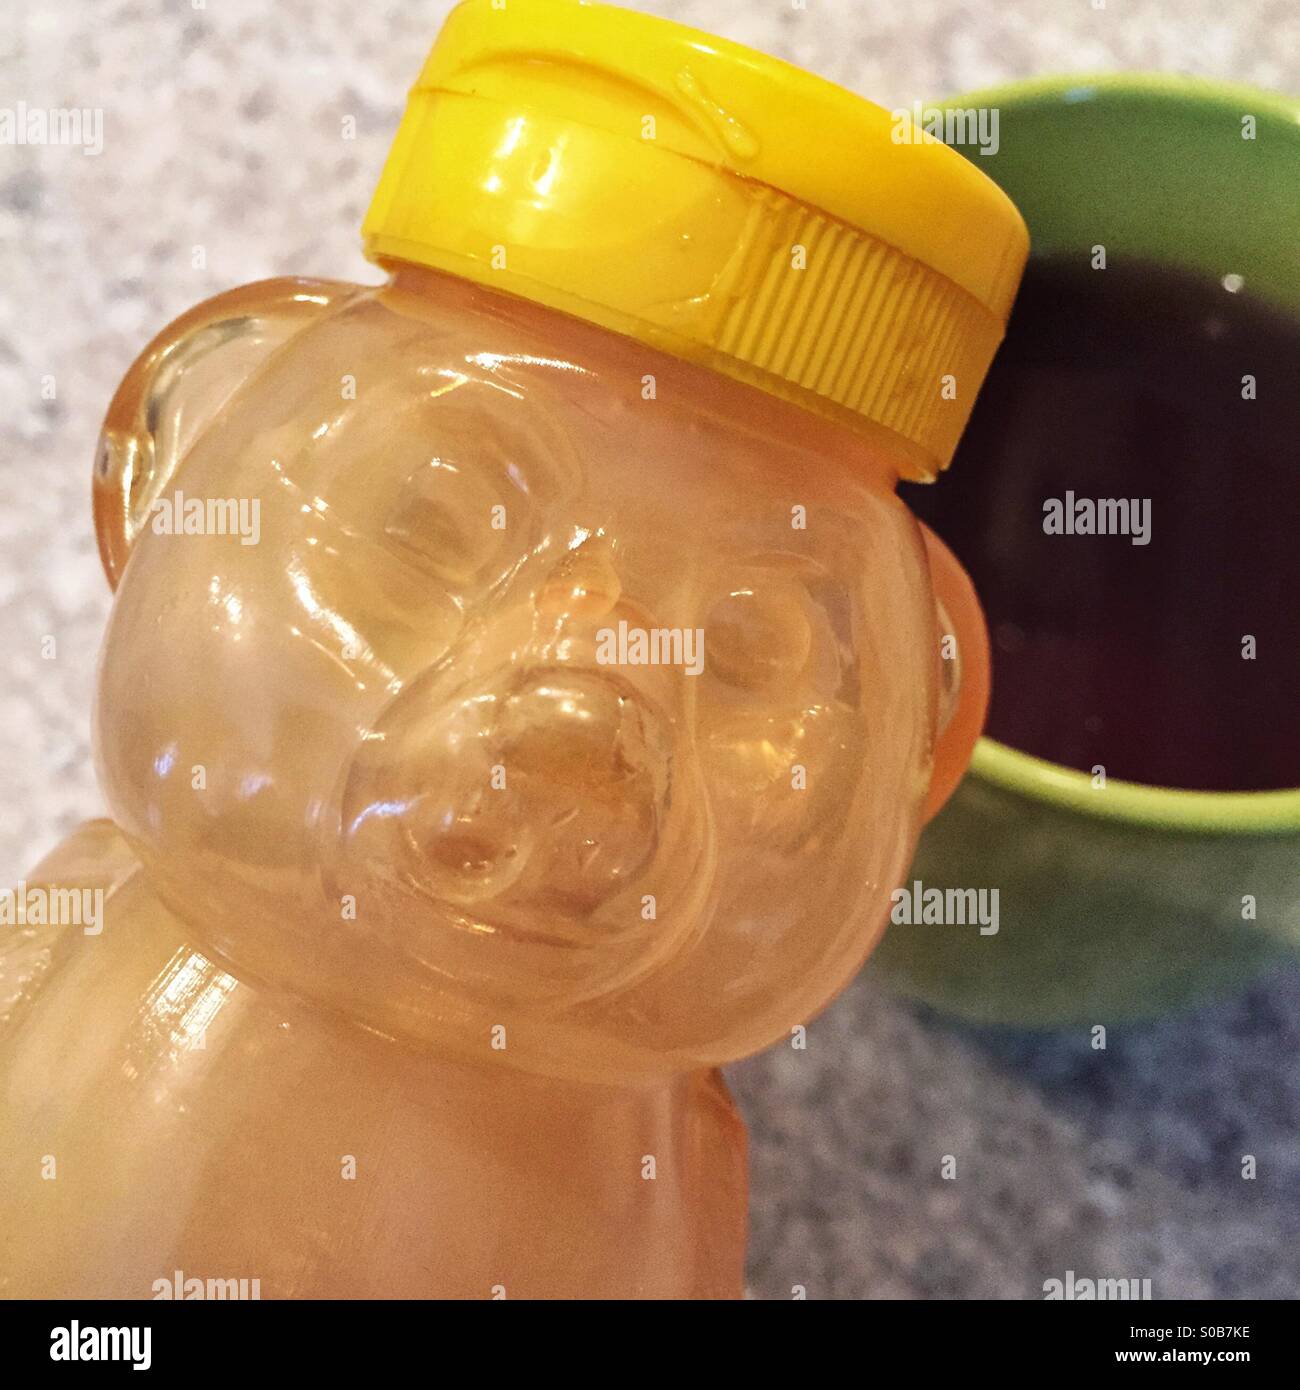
[869,75,1300,1025]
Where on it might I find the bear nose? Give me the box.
[534,539,622,625]
[343,662,675,923]
[424,667,673,919]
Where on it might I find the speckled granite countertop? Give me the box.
[2,0,1297,1299]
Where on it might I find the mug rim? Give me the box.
[945,70,1300,123]
[944,72,1300,834]
[972,741,1300,834]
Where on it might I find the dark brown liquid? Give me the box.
[906,259,1300,792]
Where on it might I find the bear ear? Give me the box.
[917,521,990,822]
[92,278,358,588]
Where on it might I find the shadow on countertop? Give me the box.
[729,963,1300,1299]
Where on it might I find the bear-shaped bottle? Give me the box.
[0,0,1025,1298]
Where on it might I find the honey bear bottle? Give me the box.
[0,0,1025,1298]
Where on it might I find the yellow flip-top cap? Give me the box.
[364,0,1028,479]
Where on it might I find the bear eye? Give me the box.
[705,581,814,691]
[384,456,513,587]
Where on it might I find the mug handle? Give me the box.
[919,520,991,823]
